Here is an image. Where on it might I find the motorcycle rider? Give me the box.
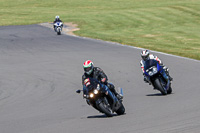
[140,50,173,84]
[82,60,122,99]
[53,16,63,30]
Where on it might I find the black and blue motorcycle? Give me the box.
[144,59,172,95]
[76,78,125,117]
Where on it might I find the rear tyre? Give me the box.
[98,102,113,117]
[167,85,172,94]
[116,103,125,115]
[154,78,167,95]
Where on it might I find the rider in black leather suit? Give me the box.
[82,60,122,99]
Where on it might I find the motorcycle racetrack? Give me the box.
[0,25,200,133]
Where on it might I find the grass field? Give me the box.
[0,0,200,60]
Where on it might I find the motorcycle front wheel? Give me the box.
[97,102,113,117]
[153,78,167,95]
[57,31,61,35]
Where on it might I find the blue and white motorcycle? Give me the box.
[144,59,172,95]
[54,22,63,35]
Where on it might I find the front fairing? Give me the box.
[55,22,62,26]
[54,22,63,30]
[84,78,103,103]
[86,89,107,108]
[83,78,115,111]
[144,59,162,77]
[144,59,158,70]
[144,60,170,90]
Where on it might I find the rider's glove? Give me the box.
[101,78,106,83]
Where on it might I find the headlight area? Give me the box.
[152,67,158,73]
[89,93,94,98]
[89,89,99,98]
[148,71,153,76]
[148,67,158,76]
[93,89,99,94]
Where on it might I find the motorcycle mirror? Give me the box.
[76,90,81,94]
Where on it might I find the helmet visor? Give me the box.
[142,55,149,61]
[84,67,92,72]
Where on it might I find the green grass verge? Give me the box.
[1,0,200,60]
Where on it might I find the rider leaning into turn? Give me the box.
[82,60,122,99]
[82,77,118,109]
[140,50,173,84]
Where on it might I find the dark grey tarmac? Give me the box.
[0,25,200,133]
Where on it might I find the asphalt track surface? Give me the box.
[0,25,200,133]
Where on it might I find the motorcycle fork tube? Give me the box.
[107,90,118,111]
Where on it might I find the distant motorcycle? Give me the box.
[144,59,172,95]
[54,22,63,35]
[76,78,125,117]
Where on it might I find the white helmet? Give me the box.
[55,16,59,19]
[141,50,150,61]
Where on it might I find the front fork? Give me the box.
[151,76,170,91]
[95,97,110,113]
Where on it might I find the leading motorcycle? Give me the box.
[144,59,172,95]
[76,78,125,117]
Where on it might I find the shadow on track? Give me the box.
[87,114,117,118]
[146,93,173,96]
[87,113,126,119]
[146,93,165,96]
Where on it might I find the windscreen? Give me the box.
[144,59,158,71]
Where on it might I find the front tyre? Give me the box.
[57,28,61,35]
[154,78,167,95]
[98,102,113,117]
[57,31,61,35]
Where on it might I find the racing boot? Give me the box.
[163,66,173,81]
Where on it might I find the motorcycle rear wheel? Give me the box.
[116,103,125,115]
[167,86,172,94]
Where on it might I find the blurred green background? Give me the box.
[1,0,199,60]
